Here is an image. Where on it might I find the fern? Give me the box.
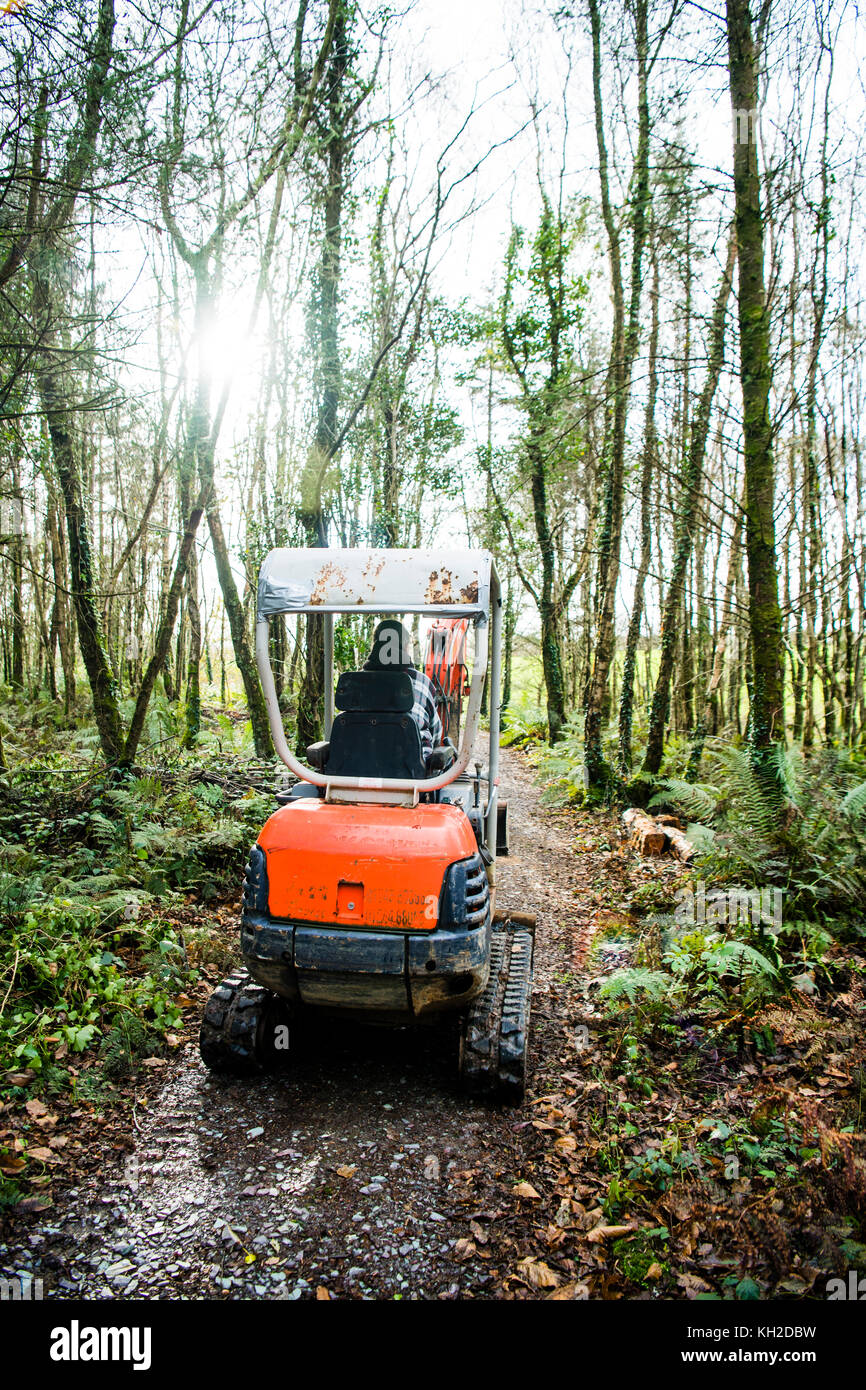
[599,968,672,1006]
[88,811,121,845]
[648,778,718,822]
[704,940,779,979]
[840,780,866,819]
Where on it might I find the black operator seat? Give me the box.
[307,669,426,780]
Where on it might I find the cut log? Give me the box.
[622,807,696,861]
[665,825,695,862]
[493,909,538,930]
[622,808,667,856]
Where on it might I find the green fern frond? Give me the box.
[704,939,779,979]
[648,778,718,822]
[599,968,671,1006]
[840,780,866,819]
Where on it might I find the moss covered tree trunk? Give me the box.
[726,0,786,776]
[33,296,125,765]
[296,2,350,751]
[583,0,650,789]
[617,235,659,774]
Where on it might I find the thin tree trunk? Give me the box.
[618,234,659,773]
[584,0,650,788]
[297,4,349,750]
[726,0,786,781]
[643,232,737,774]
[33,277,125,764]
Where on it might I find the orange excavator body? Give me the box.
[258,800,478,932]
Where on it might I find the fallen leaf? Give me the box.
[677,1272,713,1297]
[24,1099,47,1119]
[453,1238,477,1262]
[517,1257,560,1289]
[547,1281,589,1300]
[513,1181,542,1200]
[777,1275,813,1294]
[316,1286,331,1300]
[554,1200,573,1229]
[0,1153,25,1174]
[26,1147,56,1163]
[15,1196,52,1214]
[586,1223,635,1243]
[336,1165,356,1179]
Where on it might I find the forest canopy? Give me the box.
[1,0,866,1311]
[1,0,863,792]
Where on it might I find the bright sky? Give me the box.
[100,0,866,657]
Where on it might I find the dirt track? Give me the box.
[2,747,607,1301]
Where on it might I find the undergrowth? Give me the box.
[532,725,866,1043]
[0,738,280,1084]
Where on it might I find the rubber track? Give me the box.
[199,969,288,1075]
[459,923,534,1105]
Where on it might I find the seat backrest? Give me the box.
[326,711,425,779]
[335,669,414,713]
[327,668,424,779]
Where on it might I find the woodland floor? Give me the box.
[1,747,864,1300]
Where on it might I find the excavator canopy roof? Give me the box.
[257,547,494,620]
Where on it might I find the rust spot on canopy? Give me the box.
[425,568,479,605]
[310,561,349,606]
[425,568,455,604]
[362,555,387,580]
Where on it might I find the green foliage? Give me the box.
[697,744,866,926]
[648,778,719,822]
[0,751,278,1082]
[0,1175,24,1211]
[601,924,782,1029]
[99,1015,163,1079]
[0,899,188,1074]
[613,1227,670,1283]
[839,779,866,819]
[635,742,866,932]
[600,968,670,1007]
[536,717,586,800]
[627,1139,701,1192]
[499,671,549,749]
[499,200,591,392]
[500,704,548,750]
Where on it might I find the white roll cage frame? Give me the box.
[255,548,502,857]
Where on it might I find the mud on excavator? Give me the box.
[199,548,534,1103]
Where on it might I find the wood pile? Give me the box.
[622,808,695,861]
